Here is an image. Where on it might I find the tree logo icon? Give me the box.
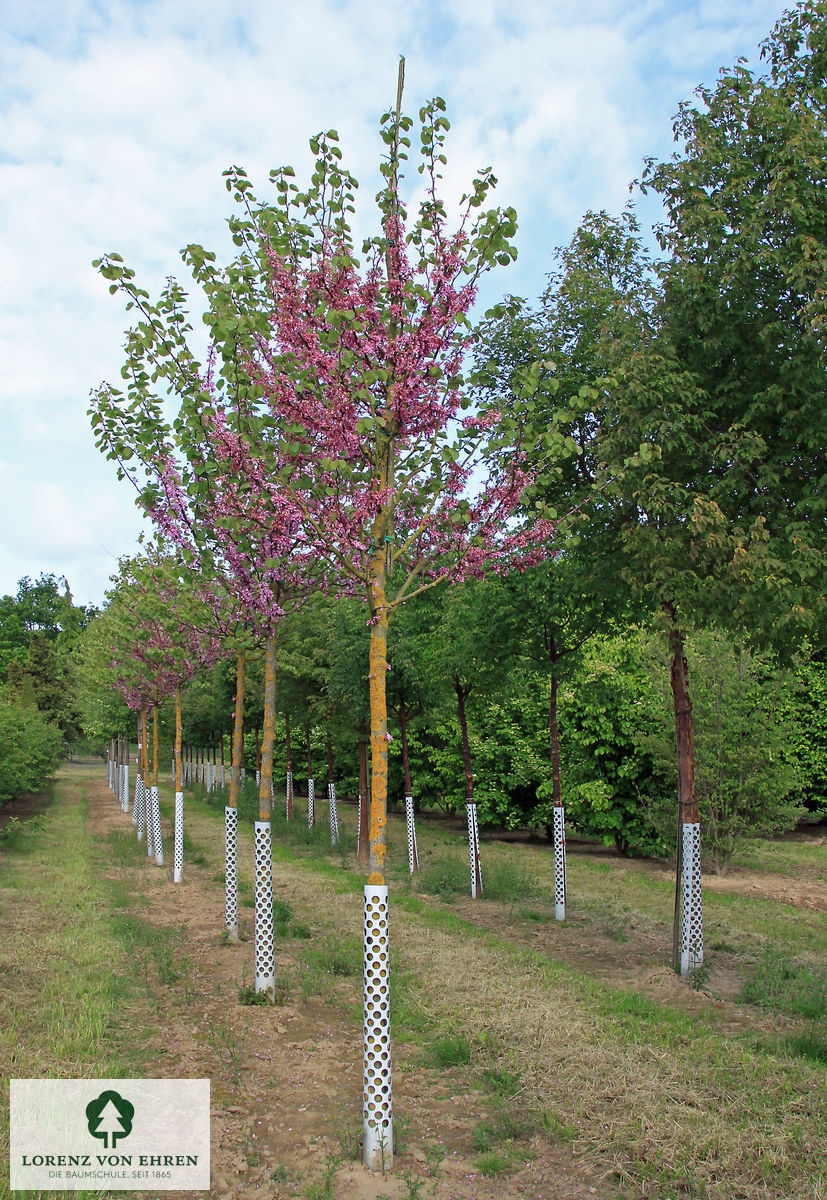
[85,1090,135,1149]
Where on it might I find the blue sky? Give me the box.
[0,0,789,607]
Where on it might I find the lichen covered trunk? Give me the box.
[368,586,390,882]
[152,704,159,790]
[175,689,183,793]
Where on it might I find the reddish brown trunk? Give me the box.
[455,680,474,802]
[550,672,562,806]
[285,712,292,770]
[399,694,413,796]
[357,730,369,864]
[665,603,699,824]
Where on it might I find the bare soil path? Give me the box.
[89,774,624,1200]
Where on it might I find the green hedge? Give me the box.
[0,696,63,803]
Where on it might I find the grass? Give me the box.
[740,949,827,1020]
[428,1032,471,1068]
[174,776,827,1199]
[0,776,160,1200]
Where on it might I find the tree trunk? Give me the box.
[285,711,293,819]
[549,668,567,921]
[664,601,703,975]
[326,725,335,787]
[151,703,163,866]
[174,688,184,883]
[225,649,245,942]
[399,693,413,797]
[367,586,390,881]
[549,671,562,805]
[455,681,474,803]
[306,715,314,828]
[357,730,369,864]
[456,679,482,898]
[254,635,277,995]
[364,545,392,1170]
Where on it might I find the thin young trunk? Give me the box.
[285,712,293,819]
[225,649,245,943]
[230,651,246,812]
[399,694,418,873]
[364,546,392,1170]
[326,726,335,788]
[367,584,390,881]
[254,636,277,996]
[455,680,482,899]
[306,716,314,828]
[174,688,183,883]
[455,681,474,803]
[399,694,413,797]
[549,668,567,921]
[664,601,703,975]
[152,703,163,867]
[326,723,339,845]
[357,730,369,864]
[142,709,152,854]
[549,672,562,805]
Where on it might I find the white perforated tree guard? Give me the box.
[285,770,293,819]
[173,793,184,883]
[121,765,130,814]
[145,786,154,857]
[221,764,226,788]
[308,777,315,829]
[357,792,363,850]
[107,755,112,789]
[363,883,392,1170]
[405,796,419,875]
[256,769,261,788]
[151,787,164,866]
[467,802,483,898]
[225,806,239,942]
[328,781,339,844]
[680,822,704,975]
[132,773,140,827]
[553,805,567,921]
[135,778,145,840]
[241,768,246,785]
[254,821,275,995]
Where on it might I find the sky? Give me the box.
[0,0,791,608]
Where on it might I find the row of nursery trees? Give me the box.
[92,563,824,875]
[87,7,826,1171]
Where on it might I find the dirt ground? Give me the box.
[90,777,624,1200]
[85,773,825,1200]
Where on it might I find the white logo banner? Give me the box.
[10,1078,210,1191]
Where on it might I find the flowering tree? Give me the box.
[106,550,222,877]
[90,248,314,986]
[228,63,553,1168]
[91,61,552,1170]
